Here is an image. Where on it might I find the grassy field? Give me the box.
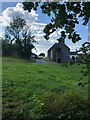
[2,57,36,64]
[2,57,88,119]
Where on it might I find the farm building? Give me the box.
[70,52,77,60]
[47,42,70,63]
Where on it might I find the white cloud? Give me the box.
[0,3,38,26]
[35,33,45,39]
[30,22,46,31]
[49,31,58,38]
[69,45,81,52]
[15,2,24,11]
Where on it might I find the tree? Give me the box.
[77,42,90,72]
[77,42,90,63]
[76,42,90,88]
[39,53,45,57]
[2,32,15,56]
[23,2,90,43]
[5,16,36,59]
[22,28,36,59]
[5,16,26,57]
[2,38,10,56]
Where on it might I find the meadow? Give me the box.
[2,57,88,120]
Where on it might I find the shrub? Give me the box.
[34,91,89,120]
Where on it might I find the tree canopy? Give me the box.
[4,16,36,59]
[39,53,45,57]
[23,2,90,43]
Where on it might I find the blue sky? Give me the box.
[0,2,88,56]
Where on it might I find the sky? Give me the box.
[0,1,89,56]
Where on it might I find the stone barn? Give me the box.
[48,42,70,63]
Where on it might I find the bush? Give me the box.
[34,91,89,119]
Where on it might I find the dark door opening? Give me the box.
[58,59,61,63]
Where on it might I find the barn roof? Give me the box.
[48,42,70,52]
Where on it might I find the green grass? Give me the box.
[2,56,36,64]
[2,57,88,119]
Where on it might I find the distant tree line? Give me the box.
[1,16,36,60]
